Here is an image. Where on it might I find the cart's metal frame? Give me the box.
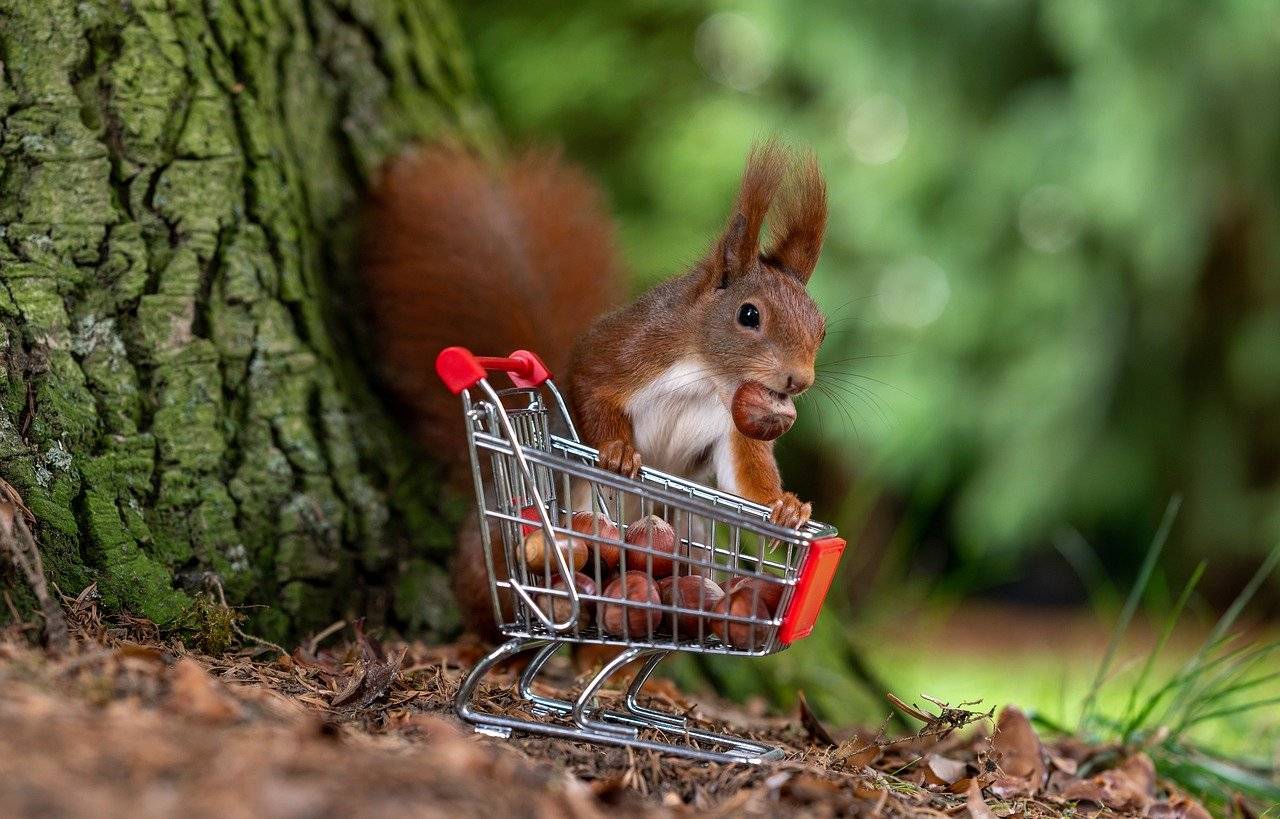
[437,347,845,764]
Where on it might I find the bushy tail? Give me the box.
[361,143,624,469]
[362,144,624,638]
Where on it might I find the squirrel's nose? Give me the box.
[784,373,811,395]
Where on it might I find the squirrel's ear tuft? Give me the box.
[705,141,787,290]
[762,150,827,285]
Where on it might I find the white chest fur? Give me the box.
[625,359,732,481]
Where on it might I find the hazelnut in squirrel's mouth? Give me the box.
[732,380,796,441]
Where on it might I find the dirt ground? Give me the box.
[0,589,1230,819]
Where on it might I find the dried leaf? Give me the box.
[1147,794,1214,819]
[115,642,165,664]
[330,647,404,709]
[330,665,366,706]
[1060,753,1155,813]
[782,772,842,802]
[926,754,968,785]
[0,479,35,529]
[832,733,881,768]
[165,658,243,724]
[850,782,883,800]
[355,655,399,709]
[1046,750,1078,776]
[353,618,384,663]
[798,690,837,746]
[0,493,69,651]
[965,779,998,819]
[992,706,1045,790]
[989,775,1033,800]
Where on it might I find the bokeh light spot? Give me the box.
[694,13,774,92]
[877,256,950,329]
[1018,184,1083,253]
[845,94,909,165]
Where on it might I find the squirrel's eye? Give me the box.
[737,303,760,329]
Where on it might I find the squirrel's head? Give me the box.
[694,142,827,412]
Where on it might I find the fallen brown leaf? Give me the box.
[1147,793,1214,819]
[330,646,405,709]
[781,772,842,803]
[1046,749,1078,776]
[1060,753,1155,813]
[330,664,367,707]
[165,658,243,724]
[831,732,882,768]
[115,642,165,664]
[925,753,968,786]
[966,779,998,819]
[992,706,1046,792]
[989,775,1034,800]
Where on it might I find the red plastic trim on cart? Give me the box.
[778,536,845,644]
[435,347,552,394]
[518,503,542,536]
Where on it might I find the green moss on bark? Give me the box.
[0,0,490,638]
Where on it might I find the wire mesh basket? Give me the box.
[436,347,846,764]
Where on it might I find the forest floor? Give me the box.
[0,588,1235,819]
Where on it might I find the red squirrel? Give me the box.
[361,141,828,638]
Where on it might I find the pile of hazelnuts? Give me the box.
[523,512,783,649]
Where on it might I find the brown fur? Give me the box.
[763,150,828,284]
[568,142,828,524]
[362,141,828,638]
[361,143,624,469]
[362,143,623,637]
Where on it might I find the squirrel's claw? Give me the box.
[769,493,812,529]
[598,440,642,479]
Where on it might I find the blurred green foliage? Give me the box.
[458,1,1280,594]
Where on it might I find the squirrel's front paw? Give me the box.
[598,440,642,479]
[768,493,812,529]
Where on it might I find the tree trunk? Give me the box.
[0,0,488,641]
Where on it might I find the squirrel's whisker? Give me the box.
[816,351,909,367]
[812,381,861,439]
[815,377,893,429]
[817,370,915,400]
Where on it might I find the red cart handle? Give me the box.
[778,536,846,644]
[436,346,552,394]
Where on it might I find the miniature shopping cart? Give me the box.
[435,347,846,764]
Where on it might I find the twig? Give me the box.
[0,482,70,652]
[886,692,993,742]
[306,619,349,655]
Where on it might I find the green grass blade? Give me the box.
[1122,633,1246,737]
[1162,538,1280,723]
[1155,747,1280,807]
[1120,559,1206,743]
[1053,528,1122,618]
[1171,642,1280,736]
[1079,495,1181,732]
[1178,695,1280,730]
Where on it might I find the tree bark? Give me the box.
[0,0,488,640]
